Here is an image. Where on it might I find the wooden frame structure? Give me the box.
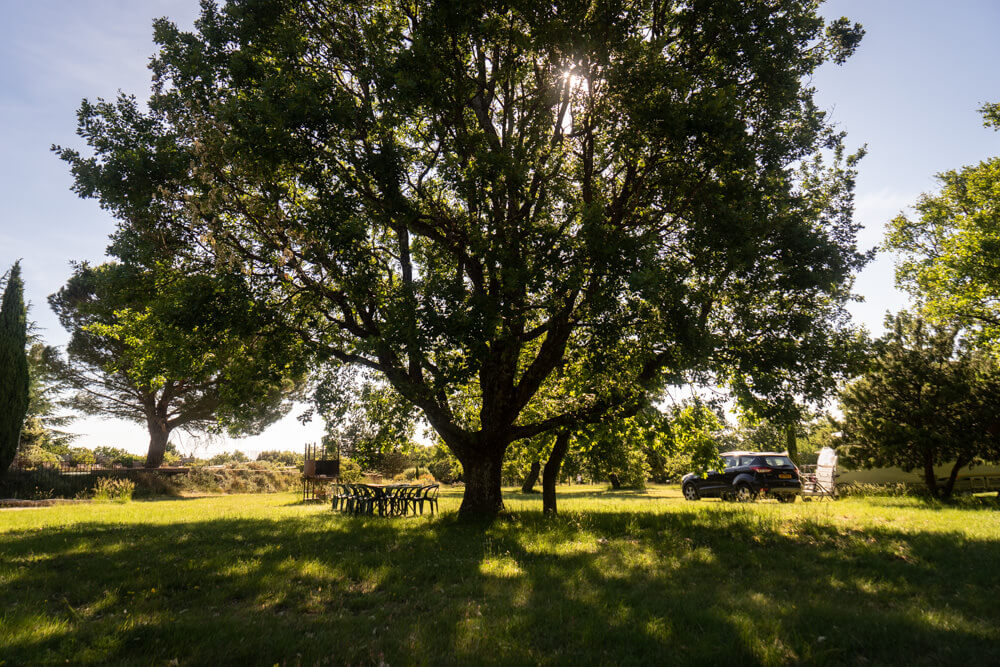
[302,441,341,501]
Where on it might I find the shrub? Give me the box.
[257,450,304,466]
[93,477,135,503]
[244,460,280,471]
[128,472,176,497]
[428,458,461,484]
[169,463,300,494]
[837,482,920,498]
[393,466,432,482]
[209,450,249,465]
[339,458,363,483]
[655,450,697,483]
[15,445,61,469]
[66,447,96,467]
[93,446,142,467]
[375,450,410,478]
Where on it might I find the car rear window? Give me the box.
[760,456,795,468]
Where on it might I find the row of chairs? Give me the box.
[331,484,439,517]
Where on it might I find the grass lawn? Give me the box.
[2,486,998,665]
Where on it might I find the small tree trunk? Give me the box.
[542,431,571,514]
[145,419,170,469]
[921,453,939,498]
[608,473,622,490]
[459,449,505,518]
[940,456,969,500]
[521,460,541,493]
[785,423,798,464]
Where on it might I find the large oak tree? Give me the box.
[60,0,867,515]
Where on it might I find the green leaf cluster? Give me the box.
[48,261,307,467]
[885,103,1000,352]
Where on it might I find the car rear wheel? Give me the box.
[775,494,796,503]
[734,483,757,502]
[682,483,700,501]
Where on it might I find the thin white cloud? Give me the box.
[854,188,919,220]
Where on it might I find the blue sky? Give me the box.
[1,1,999,454]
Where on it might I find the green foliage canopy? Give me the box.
[839,312,1000,499]
[885,103,1000,351]
[21,343,76,453]
[59,0,867,515]
[49,262,306,467]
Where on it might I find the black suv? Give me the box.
[681,451,801,502]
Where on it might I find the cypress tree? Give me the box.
[0,261,29,474]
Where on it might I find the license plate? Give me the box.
[779,474,792,479]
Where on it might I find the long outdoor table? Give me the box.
[332,483,439,517]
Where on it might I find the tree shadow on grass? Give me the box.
[1,505,998,665]
[915,495,1000,511]
[504,486,669,504]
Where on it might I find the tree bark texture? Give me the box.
[941,456,969,500]
[922,452,939,498]
[459,449,505,518]
[145,419,170,468]
[521,460,541,493]
[785,424,798,464]
[542,431,571,514]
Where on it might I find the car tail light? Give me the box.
[751,466,772,473]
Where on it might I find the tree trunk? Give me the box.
[940,456,969,500]
[785,423,798,464]
[145,419,170,468]
[921,453,939,498]
[459,449,505,518]
[521,460,541,493]
[608,473,622,490]
[542,431,571,514]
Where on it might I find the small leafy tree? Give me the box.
[0,262,30,475]
[49,262,305,468]
[885,103,1000,351]
[839,312,1000,499]
[578,419,656,490]
[314,366,419,471]
[19,343,76,455]
[797,413,840,464]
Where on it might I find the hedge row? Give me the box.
[0,462,300,500]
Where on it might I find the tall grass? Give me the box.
[91,477,135,503]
